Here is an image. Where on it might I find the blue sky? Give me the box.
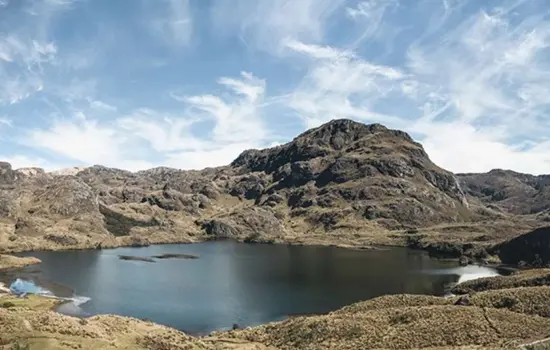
[1,0,550,174]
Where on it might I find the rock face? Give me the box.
[0,119,546,253]
[233,120,469,231]
[457,169,550,215]
[493,227,550,267]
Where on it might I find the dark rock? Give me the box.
[495,227,550,267]
[229,175,267,200]
[454,296,470,306]
[152,253,199,260]
[44,234,79,246]
[99,205,158,237]
[459,256,469,266]
[119,255,156,263]
[201,220,238,238]
[0,162,15,185]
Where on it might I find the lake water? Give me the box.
[7,241,501,335]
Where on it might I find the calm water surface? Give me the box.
[8,241,500,334]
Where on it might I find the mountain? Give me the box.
[0,119,545,258]
[457,169,550,218]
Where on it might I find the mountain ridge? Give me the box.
[0,119,546,263]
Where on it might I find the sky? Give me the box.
[1,0,550,174]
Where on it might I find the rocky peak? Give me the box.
[457,169,550,214]
[293,119,414,150]
[0,162,15,185]
[232,119,421,174]
[49,166,88,176]
[15,167,47,178]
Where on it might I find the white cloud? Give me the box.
[118,108,205,152]
[185,71,267,143]
[0,116,12,127]
[146,0,193,49]
[282,38,353,60]
[26,113,123,165]
[415,121,550,175]
[0,36,56,105]
[25,0,84,15]
[274,1,550,174]
[345,0,398,46]
[3,0,550,176]
[54,78,96,102]
[0,36,56,69]
[0,76,44,105]
[89,99,117,112]
[165,142,259,170]
[0,154,54,170]
[212,0,345,53]
[399,3,550,173]
[283,39,405,128]
[119,72,269,169]
[21,72,270,171]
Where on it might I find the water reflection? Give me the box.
[10,241,501,335]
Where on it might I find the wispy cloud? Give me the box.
[0,35,56,104]
[282,39,405,128]
[0,116,12,127]
[27,113,122,164]
[212,0,345,53]
[2,0,550,175]
[144,0,193,49]
[399,1,550,173]
[88,99,117,112]
[118,71,270,169]
[22,71,271,171]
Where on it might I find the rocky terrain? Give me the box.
[0,119,548,267]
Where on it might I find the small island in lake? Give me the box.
[152,253,200,260]
[118,255,156,263]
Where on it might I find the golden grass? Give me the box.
[227,304,550,350]
[0,295,61,311]
[468,286,550,318]
[453,269,550,294]
[0,308,277,350]
[0,255,40,271]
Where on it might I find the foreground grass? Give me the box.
[224,300,550,350]
[0,255,40,271]
[0,295,60,311]
[452,269,550,294]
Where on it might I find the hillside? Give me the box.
[0,119,546,259]
[457,170,550,217]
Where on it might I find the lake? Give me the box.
[7,241,501,335]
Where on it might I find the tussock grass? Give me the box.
[228,303,550,350]
[469,286,550,318]
[453,269,550,294]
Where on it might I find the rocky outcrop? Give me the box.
[200,207,286,243]
[493,227,550,267]
[233,119,470,232]
[457,169,550,215]
[0,162,16,186]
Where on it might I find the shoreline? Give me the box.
[0,241,508,333]
[1,235,500,269]
[1,250,549,349]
